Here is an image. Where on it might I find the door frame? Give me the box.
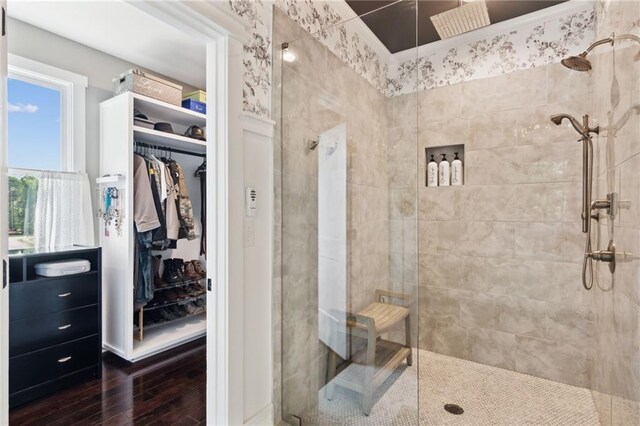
[0,1,249,424]
[129,2,248,424]
[0,0,8,424]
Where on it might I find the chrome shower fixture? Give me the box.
[561,33,640,71]
[550,113,599,233]
[430,0,490,39]
[550,113,600,139]
[550,112,617,289]
[308,138,319,151]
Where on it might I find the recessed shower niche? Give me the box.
[425,144,465,187]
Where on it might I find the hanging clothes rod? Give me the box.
[134,141,206,158]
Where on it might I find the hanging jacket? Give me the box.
[133,154,160,232]
[167,161,196,240]
[164,162,180,241]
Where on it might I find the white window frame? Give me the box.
[7,54,87,172]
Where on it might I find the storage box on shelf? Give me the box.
[113,69,183,106]
[183,89,206,103]
[182,98,206,114]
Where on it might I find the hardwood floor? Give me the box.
[10,338,206,426]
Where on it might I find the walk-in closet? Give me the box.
[100,91,209,361]
[2,1,225,422]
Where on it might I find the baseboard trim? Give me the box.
[245,403,274,425]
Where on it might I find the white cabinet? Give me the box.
[99,92,208,362]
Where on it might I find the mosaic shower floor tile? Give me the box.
[301,350,600,425]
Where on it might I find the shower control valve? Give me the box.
[586,240,616,273]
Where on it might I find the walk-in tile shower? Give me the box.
[273,1,640,424]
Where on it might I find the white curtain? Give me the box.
[34,171,95,251]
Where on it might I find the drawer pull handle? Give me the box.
[58,324,71,330]
[58,292,72,298]
[58,356,72,363]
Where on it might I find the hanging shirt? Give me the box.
[150,155,168,202]
[133,154,160,232]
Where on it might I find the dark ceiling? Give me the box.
[345,0,567,53]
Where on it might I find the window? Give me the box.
[8,78,62,170]
[7,55,88,250]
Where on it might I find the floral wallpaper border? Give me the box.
[227,0,596,119]
[386,3,596,96]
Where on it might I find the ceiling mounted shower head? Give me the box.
[431,0,490,40]
[561,52,592,72]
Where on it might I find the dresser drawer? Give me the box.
[10,272,99,321]
[9,335,100,394]
[10,305,99,357]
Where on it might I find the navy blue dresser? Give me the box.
[8,247,102,408]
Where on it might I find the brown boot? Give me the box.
[191,260,206,279]
[183,260,201,281]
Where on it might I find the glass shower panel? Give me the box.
[277,1,419,424]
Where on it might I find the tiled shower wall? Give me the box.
[388,63,598,388]
[588,0,640,424]
[273,8,392,422]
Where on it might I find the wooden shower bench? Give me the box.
[325,289,413,415]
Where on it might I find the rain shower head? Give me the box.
[561,52,592,72]
[561,33,640,72]
[431,0,490,39]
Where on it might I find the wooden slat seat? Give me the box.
[351,302,409,334]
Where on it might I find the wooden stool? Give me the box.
[326,290,412,415]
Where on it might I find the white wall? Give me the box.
[7,17,198,240]
[241,112,275,424]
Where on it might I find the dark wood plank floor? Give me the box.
[10,338,206,426]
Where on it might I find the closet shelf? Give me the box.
[133,126,207,154]
[96,175,125,185]
[134,311,206,333]
[133,93,206,128]
[154,278,205,292]
[137,294,206,313]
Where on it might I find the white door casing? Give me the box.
[0,0,9,424]
[127,1,248,424]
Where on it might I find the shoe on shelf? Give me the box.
[183,261,201,281]
[164,290,179,303]
[162,259,182,284]
[191,260,206,278]
[147,297,161,308]
[184,302,197,315]
[158,307,176,321]
[173,258,189,282]
[175,288,188,300]
[194,298,206,308]
[143,310,162,326]
[152,255,167,289]
[186,284,201,297]
[168,305,185,318]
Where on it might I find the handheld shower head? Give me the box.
[550,113,601,138]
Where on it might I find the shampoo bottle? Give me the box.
[438,154,450,186]
[451,152,463,186]
[427,153,438,187]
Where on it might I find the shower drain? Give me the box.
[444,404,464,415]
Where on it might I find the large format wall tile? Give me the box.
[467,327,516,370]
[515,335,590,388]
